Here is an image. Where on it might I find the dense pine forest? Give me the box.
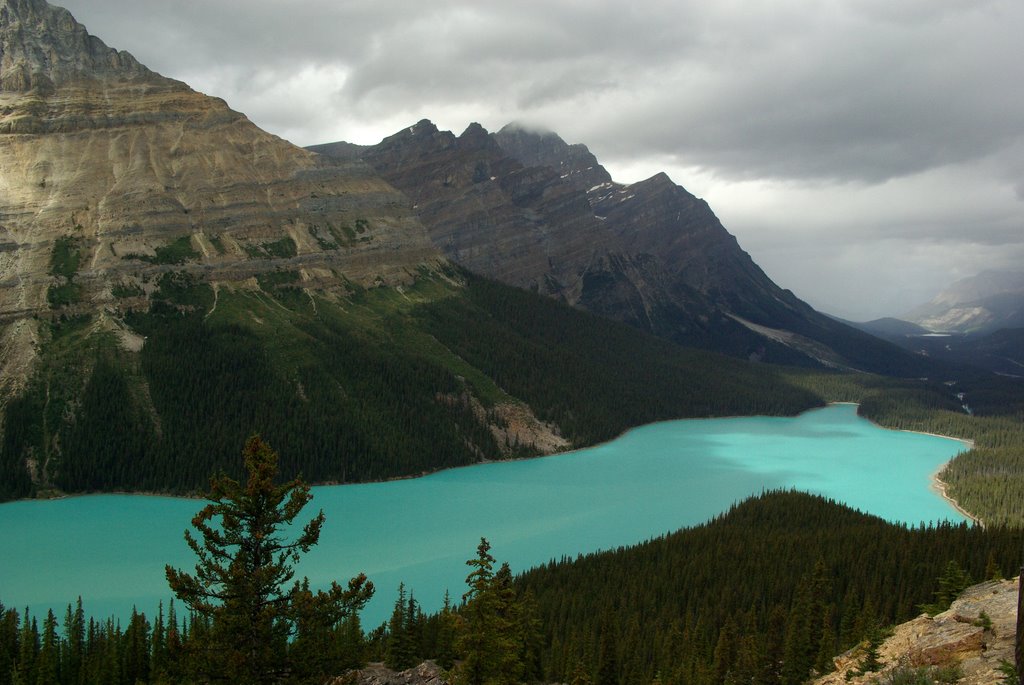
[0,271,821,502]
[787,370,1024,526]
[3,262,1024,685]
[2,491,1021,685]
[513,491,1023,684]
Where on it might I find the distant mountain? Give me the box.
[876,328,1024,378]
[905,270,1024,333]
[313,122,935,376]
[846,317,931,338]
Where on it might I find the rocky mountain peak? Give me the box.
[0,0,148,91]
[373,118,457,164]
[493,122,612,193]
[457,121,502,153]
[905,269,1024,333]
[0,0,442,398]
[342,119,917,373]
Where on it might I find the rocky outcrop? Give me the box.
[0,0,443,393]
[492,122,612,194]
[816,577,1020,685]
[332,661,448,685]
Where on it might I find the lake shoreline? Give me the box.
[3,401,977,529]
[0,403,974,627]
[930,468,983,527]
[846,402,981,526]
[3,403,832,506]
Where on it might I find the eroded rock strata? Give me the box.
[0,0,441,394]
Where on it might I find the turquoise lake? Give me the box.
[0,404,969,627]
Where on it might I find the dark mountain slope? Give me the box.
[845,317,931,338]
[313,122,937,375]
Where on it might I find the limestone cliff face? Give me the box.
[0,0,441,394]
[816,578,1020,685]
[493,124,801,317]
[492,123,612,195]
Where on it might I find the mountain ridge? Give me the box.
[313,121,938,376]
[0,0,442,398]
[905,269,1024,334]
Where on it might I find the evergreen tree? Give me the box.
[122,609,149,685]
[35,610,58,685]
[150,602,167,684]
[165,435,373,683]
[435,591,458,671]
[0,603,17,685]
[385,584,415,670]
[456,538,519,685]
[16,611,37,685]
[920,560,973,615]
[854,623,886,676]
[985,551,1004,580]
[61,599,84,685]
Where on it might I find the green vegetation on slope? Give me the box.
[0,271,821,500]
[6,491,1014,685]
[511,490,1024,685]
[418,273,821,446]
[47,236,83,307]
[787,370,1024,526]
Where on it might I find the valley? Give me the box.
[0,2,1022,685]
[0,404,970,629]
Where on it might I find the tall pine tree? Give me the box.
[165,435,373,683]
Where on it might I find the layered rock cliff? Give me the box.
[0,0,441,396]
[314,122,928,373]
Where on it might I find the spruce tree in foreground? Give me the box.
[165,435,373,683]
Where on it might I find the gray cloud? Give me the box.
[52,0,1024,320]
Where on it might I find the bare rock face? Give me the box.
[320,120,919,371]
[492,122,612,194]
[333,661,448,685]
[904,270,1024,334]
[815,578,1020,685]
[357,119,609,296]
[0,0,442,393]
[349,121,771,354]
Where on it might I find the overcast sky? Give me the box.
[56,0,1024,321]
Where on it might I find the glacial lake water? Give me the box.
[0,404,969,627]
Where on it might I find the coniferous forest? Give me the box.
[0,271,821,502]
[2,488,1022,685]
[2,271,1024,685]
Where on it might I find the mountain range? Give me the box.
[0,0,962,500]
[311,122,931,376]
[903,269,1024,334]
[845,271,1024,376]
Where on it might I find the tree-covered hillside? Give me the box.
[786,370,1024,527]
[0,270,821,501]
[513,490,1024,685]
[4,489,1020,685]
